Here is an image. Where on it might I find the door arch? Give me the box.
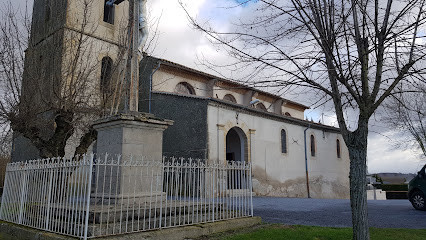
[226,127,248,163]
[226,127,248,189]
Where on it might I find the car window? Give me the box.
[419,165,426,177]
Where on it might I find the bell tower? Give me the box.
[13,0,130,161]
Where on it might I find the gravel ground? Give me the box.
[253,197,426,229]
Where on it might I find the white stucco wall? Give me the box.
[213,89,245,105]
[153,69,209,96]
[281,105,305,119]
[152,68,308,122]
[207,103,350,199]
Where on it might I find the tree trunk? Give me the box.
[74,127,97,157]
[347,122,370,240]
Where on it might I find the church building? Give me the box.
[138,56,350,199]
[12,0,350,199]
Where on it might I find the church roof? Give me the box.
[145,54,310,110]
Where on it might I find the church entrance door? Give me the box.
[226,127,247,189]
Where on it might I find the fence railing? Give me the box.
[0,154,253,239]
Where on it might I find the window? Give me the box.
[175,82,196,95]
[310,134,316,157]
[281,129,287,153]
[284,112,291,116]
[103,0,115,24]
[336,139,341,158]
[223,94,237,103]
[255,103,267,111]
[45,0,51,22]
[100,56,113,96]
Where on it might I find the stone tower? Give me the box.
[13,0,131,161]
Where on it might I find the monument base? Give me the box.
[92,112,173,202]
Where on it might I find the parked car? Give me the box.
[408,164,426,210]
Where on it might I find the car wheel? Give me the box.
[410,191,426,211]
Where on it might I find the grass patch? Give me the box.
[201,224,426,240]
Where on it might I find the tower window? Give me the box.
[336,139,341,158]
[45,0,51,22]
[281,129,287,154]
[310,134,316,157]
[100,56,113,96]
[103,0,115,24]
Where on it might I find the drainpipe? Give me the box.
[149,62,161,113]
[304,125,311,198]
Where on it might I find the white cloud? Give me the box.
[368,131,425,173]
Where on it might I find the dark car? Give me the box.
[408,164,426,210]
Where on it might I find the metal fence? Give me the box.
[0,154,253,239]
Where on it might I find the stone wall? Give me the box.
[149,93,209,159]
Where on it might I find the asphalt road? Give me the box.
[253,197,426,229]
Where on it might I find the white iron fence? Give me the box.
[0,154,253,239]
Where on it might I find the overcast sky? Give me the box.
[5,0,425,173]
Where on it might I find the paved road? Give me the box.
[253,197,426,229]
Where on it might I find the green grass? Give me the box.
[203,224,426,240]
[0,232,15,240]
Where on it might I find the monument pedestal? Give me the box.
[92,113,173,202]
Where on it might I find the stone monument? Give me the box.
[92,0,173,201]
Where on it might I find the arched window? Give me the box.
[336,139,341,158]
[223,94,237,103]
[100,56,113,96]
[256,103,267,111]
[45,0,51,22]
[310,134,316,157]
[175,82,196,95]
[284,112,291,116]
[103,0,115,24]
[281,129,287,153]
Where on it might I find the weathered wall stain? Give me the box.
[252,166,349,199]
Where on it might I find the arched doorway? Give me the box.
[226,127,248,189]
[226,127,247,162]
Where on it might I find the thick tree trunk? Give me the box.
[347,122,370,240]
[74,127,97,157]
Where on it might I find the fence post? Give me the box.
[83,154,94,240]
[212,162,215,222]
[18,164,28,225]
[159,159,164,229]
[45,164,54,230]
[0,165,9,220]
[249,161,253,217]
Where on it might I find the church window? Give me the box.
[336,139,341,158]
[175,82,196,95]
[223,94,237,103]
[310,134,316,157]
[100,56,113,96]
[103,0,115,24]
[256,103,267,112]
[281,129,287,153]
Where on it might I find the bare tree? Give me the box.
[180,0,426,239]
[384,84,426,157]
[0,0,162,160]
[0,0,129,159]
